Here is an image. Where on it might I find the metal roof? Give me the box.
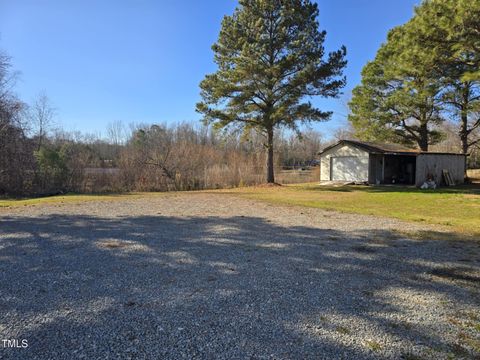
[318,140,466,156]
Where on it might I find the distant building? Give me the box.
[318,140,466,186]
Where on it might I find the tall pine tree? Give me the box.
[350,0,480,153]
[349,23,444,151]
[197,0,346,183]
[410,0,480,155]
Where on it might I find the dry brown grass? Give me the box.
[275,166,319,184]
[468,169,480,183]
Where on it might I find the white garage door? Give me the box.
[331,156,368,181]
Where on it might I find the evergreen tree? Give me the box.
[197,0,346,183]
[410,0,480,155]
[349,0,480,153]
[349,24,444,151]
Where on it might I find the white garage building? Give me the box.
[319,140,466,186]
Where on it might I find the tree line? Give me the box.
[0,49,323,196]
[2,0,344,195]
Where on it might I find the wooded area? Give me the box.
[0,48,322,196]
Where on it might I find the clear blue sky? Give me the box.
[0,0,420,139]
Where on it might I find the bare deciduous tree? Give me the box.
[107,120,126,146]
[28,92,56,150]
[0,51,33,195]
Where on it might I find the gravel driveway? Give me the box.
[1,193,479,359]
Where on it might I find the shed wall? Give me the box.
[415,154,465,186]
[368,154,383,184]
[320,144,369,181]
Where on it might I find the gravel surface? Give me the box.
[0,192,479,359]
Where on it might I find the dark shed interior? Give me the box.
[369,154,416,185]
[384,155,416,184]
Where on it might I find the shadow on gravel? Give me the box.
[0,214,479,359]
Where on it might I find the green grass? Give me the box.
[219,183,480,236]
[2,183,479,236]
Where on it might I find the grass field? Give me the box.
[221,183,480,236]
[2,181,479,236]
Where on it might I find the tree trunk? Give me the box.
[266,127,275,183]
[459,84,470,178]
[418,122,429,151]
[460,84,470,155]
[460,112,469,174]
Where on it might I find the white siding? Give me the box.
[331,156,369,181]
[320,144,369,182]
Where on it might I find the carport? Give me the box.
[368,153,416,185]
